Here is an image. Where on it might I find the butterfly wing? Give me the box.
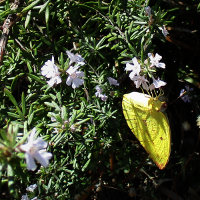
[122,92,171,169]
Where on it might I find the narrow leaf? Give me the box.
[21,92,26,116]
[21,0,41,13]
[25,10,31,28]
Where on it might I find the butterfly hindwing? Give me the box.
[122,92,171,169]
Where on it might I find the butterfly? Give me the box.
[122,92,171,169]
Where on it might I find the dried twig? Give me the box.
[0,14,17,65]
[0,0,22,65]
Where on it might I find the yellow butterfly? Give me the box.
[122,92,171,169]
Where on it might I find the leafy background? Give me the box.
[0,0,199,199]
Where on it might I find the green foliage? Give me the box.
[0,0,199,199]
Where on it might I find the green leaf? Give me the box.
[25,10,31,28]
[7,112,20,119]
[21,0,41,13]
[39,0,50,13]
[28,73,46,84]
[21,92,26,116]
[4,89,24,120]
[4,88,18,107]
[45,5,50,24]
[7,164,14,194]
[82,159,91,172]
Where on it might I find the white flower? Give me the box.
[159,26,169,37]
[21,194,29,200]
[179,86,193,103]
[41,56,57,78]
[66,51,85,66]
[95,85,108,101]
[20,128,52,171]
[145,6,151,17]
[100,94,108,101]
[66,66,84,89]
[41,56,62,87]
[95,85,103,97]
[26,184,37,192]
[52,128,59,134]
[125,57,141,75]
[108,77,119,86]
[148,53,166,69]
[47,76,62,87]
[21,195,40,200]
[149,77,166,90]
[131,75,149,90]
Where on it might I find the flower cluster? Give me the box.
[41,51,85,88]
[125,53,166,92]
[95,77,119,101]
[95,86,108,101]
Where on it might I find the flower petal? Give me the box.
[20,144,30,152]
[72,78,84,88]
[66,77,72,86]
[34,151,52,168]
[108,77,119,86]
[25,153,37,171]
[33,138,47,149]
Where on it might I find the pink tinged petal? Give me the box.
[25,153,37,171]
